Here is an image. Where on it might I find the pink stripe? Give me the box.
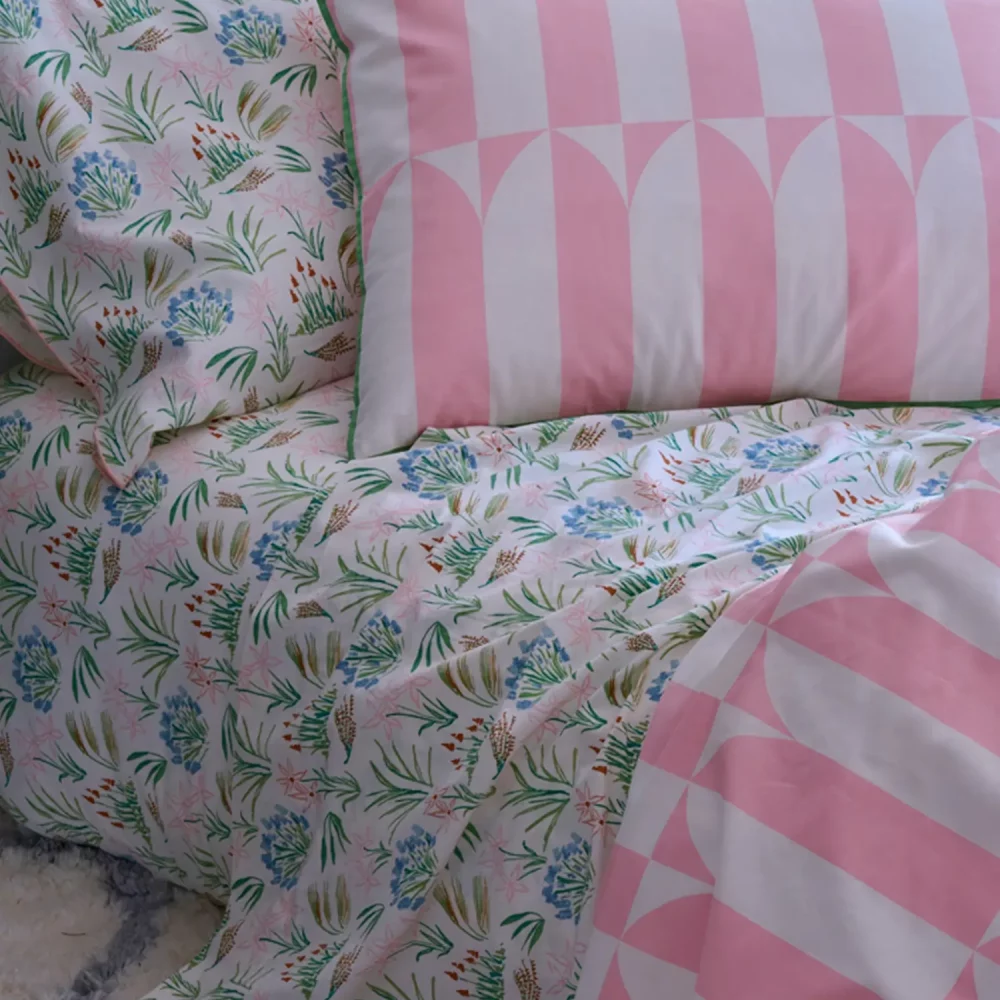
[912,486,1000,568]
[395,0,477,155]
[644,684,720,777]
[694,735,1000,948]
[676,0,763,119]
[976,120,1000,398]
[813,0,902,115]
[551,132,634,416]
[943,960,978,1000]
[596,955,632,1000]
[696,122,777,408]
[723,634,792,735]
[837,120,919,400]
[948,0,1000,117]
[361,162,406,260]
[622,893,712,972]
[651,790,716,885]
[813,526,891,593]
[696,901,881,999]
[410,161,490,431]
[592,845,652,939]
[772,594,1000,759]
[537,0,620,127]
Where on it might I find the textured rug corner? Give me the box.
[0,806,222,1000]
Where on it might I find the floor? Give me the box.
[0,807,221,1000]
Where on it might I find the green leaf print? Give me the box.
[22,261,95,341]
[275,144,311,173]
[70,15,111,76]
[25,49,72,86]
[117,592,179,694]
[504,747,576,848]
[180,71,225,121]
[171,0,207,32]
[70,647,103,702]
[98,0,162,36]
[0,218,31,278]
[366,741,434,835]
[98,72,181,144]
[208,346,259,390]
[0,539,36,627]
[270,63,318,97]
[35,93,87,165]
[202,209,283,274]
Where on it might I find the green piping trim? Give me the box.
[319,0,365,460]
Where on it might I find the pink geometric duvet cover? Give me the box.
[583,432,1000,999]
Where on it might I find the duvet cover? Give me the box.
[0,361,997,1000]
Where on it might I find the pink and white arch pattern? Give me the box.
[327,0,1000,458]
[580,431,1000,999]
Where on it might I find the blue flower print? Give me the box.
[216,6,286,65]
[543,834,595,924]
[399,444,478,499]
[162,282,234,346]
[562,496,644,539]
[260,806,312,890]
[336,611,404,689]
[102,463,169,536]
[917,473,950,497]
[0,410,31,480]
[390,826,437,911]
[743,436,820,473]
[12,627,61,712]
[69,151,141,220]
[159,688,208,774]
[505,628,573,709]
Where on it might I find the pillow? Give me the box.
[0,0,361,485]
[327,0,1000,458]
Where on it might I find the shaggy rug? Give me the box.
[0,807,221,1000]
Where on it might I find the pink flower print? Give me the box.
[70,339,101,390]
[239,644,283,687]
[10,724,45,774]
[120,704,148,741]
[270,893,300,934]
[101,666,131,714]
[22,469,46,496]
[158,45,200,85]
[184,644,210,675]
[632,473,673,514]
[236,277,276,334]
[201,57,236,91]
[159,437,203,480]
[423,789,455,824]
[292,6,325,55]
[360,690,403,740]
[496,862,531,904]
[3,61,34,97]
[188,666,221,705]
[125,533,171,585]
[574,784,606,826]
[277,760,318,807]
[89,233,135,269]
[160,522,192,556]
[63,236,96,271]
[562,601,598,653]
[33,388,65,423]
[521,482,551,510]
[387,575,423,624]
[39,585,68,621]
[228,834,250,866]
[545,940,588,996]
[291,95,340,146]
[475,430,515,467]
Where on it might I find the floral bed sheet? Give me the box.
[0,361,997,1000]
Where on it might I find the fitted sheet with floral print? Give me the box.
[0,360,997,1000]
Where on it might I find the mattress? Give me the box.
[0,361,997,999]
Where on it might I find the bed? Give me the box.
[1,360,998,999]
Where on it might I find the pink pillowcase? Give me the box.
[329,0,1000,458]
